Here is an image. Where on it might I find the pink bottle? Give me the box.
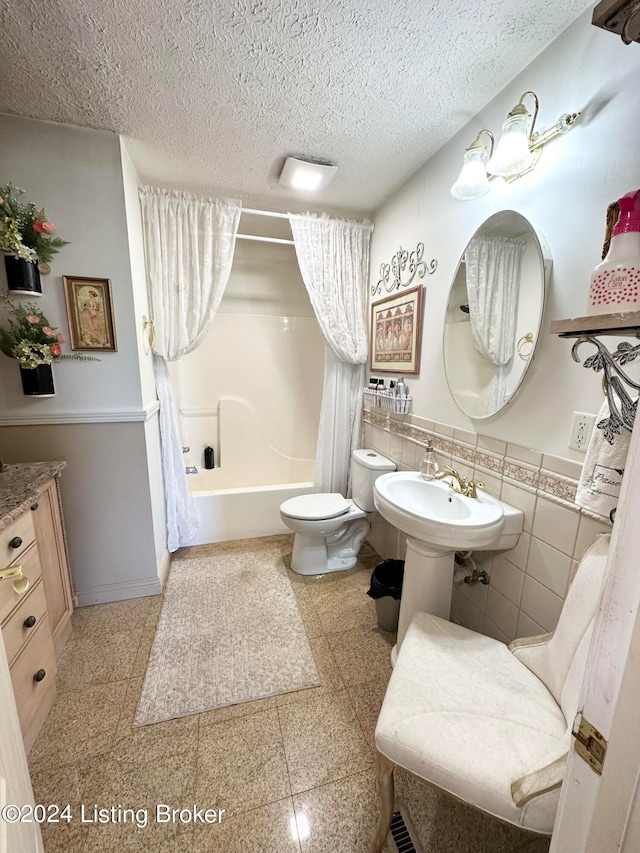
[587,189,640,316]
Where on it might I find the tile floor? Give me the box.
[28,535,551,853]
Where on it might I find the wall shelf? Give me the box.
[551,312,640,441]
[550,311,640,338]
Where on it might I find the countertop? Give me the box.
[0,462,67,532]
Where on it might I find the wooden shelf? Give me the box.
[550,311,640,337]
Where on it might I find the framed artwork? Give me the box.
[63,276,117,352]
[370,285,423,374]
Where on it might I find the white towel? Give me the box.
[575,400,631,518]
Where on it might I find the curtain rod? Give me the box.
[241,207,290,220]
[236,233,295,246]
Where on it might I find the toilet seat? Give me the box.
[280,493,350,521]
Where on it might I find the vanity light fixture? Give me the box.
[279,156,337,192]
[450,130,494,200]
[450,91,579,200]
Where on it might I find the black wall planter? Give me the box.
[4,256,42,296]
[19,364,55,396]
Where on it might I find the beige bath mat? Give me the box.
[135,543,319,725]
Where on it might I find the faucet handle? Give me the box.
[465,479,484,498]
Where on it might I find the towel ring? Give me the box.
[517,332,534,361]
[142,315,156,354]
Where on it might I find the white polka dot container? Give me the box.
[587,189,640,317]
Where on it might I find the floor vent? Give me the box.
[389,809,419,853]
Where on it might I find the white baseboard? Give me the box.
[75,576,162,607]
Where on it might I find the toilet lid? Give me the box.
[281,493,350,521]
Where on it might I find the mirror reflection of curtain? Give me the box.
[464,235,526,415]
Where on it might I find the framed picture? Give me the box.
[370,285,423,374]
[63,276,117,352]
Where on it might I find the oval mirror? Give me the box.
[443,210,549,420]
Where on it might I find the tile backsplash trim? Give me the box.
[364,410,604,520]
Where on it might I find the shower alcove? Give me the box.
[169,212,325,544]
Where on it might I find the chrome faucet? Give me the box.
[185,466,198,475]
[435,465,483,498]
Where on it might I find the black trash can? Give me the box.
[367,559,404,631]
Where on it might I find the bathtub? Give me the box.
[185,397,315,545]
[188,468,314,545]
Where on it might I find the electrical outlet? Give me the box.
[569,412,596,451]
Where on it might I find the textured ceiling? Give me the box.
[0,0,591,215]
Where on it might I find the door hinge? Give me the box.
[572,714,607,775]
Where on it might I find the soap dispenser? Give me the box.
[587,188,640,316]
[419,443,439,481]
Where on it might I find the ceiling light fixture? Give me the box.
[279,156,337,192]
[450,91,579,200]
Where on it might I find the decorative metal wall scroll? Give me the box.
[571,334,640,443]
[372,242,437,296]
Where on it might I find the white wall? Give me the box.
[120,138,167,577]
[0,423,162,605]
[370,12,640,458]
[119,138,157,409]
[173,238,324,474]
[0,115,143,415]
[0,116,166,604]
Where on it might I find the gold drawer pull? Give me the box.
[0,565,30,595]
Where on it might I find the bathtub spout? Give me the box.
[186,466,198,474]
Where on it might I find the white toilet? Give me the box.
[280,449,396,575]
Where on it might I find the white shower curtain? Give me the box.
[289,213,373,495]
[464,235,526,415]
[140,187,241,551]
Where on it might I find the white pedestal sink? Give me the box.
[373,472,524,660]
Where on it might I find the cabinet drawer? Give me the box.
[2,579,48,666]
[1,510,36,564]
[0,542,43,624]
[10,615,57,738]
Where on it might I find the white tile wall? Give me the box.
[526,538,573,598]
[521,576,564,633]
[500,481,536,533]
[482,618,510,644]
[503,530,530,570]
[506,443,543,467]
[485,588,519,638]
[364,412,613,644]
[451,588,485,633]
[490,555,525,606]
[516,611,546,639]
[532,497,580,556]
[478,435,507,455]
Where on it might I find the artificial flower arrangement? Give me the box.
[0,184,69,263]
[0,300,97,368]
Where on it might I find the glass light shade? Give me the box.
[486,112,535,177]
[450,147,490,199]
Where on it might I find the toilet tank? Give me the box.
[351,449,396,511]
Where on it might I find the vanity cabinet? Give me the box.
[0,469,73,753]
[31,478,73,656]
